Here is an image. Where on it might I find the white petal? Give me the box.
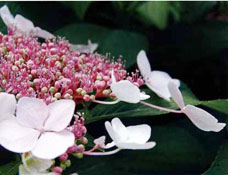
[105,121,117,142]
[137,50,151,79]
[94,136,115,149]
[0,5,15,28]
[94,136,106,146]
[0,118,40,153]
[111,118,129,142]
[168,80,185,109]
[70,40,98,53]
[14,14,34,35]
[126,124,151,144]
[32,130,75,159]
[19,165,57,175]
[111,70,117,84]
[22,153,54,173]
[111,80,141,103]
[88,40,98,53]
[183,105,226,132]
[140,92,150,101]
[35,27,55,40]
[16,97,49,130]
[44,100,75,132]
[117,141,156,150]
[146,71,180,101]
[0,93,16,121]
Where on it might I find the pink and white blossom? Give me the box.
[168,81,226,132]
[70,40,98,53]
[110,71,150,103]
[94,136,115,149]
[0,96,75,159]
[137,50,180,101]
[0,5,54,39]
[105,118,156,150]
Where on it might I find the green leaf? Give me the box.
[202,141,228,175]
[85,82,200,124]
[202,99,228,115]
[174,2,217,22]
[0,161,20,175]
[55,23,149,68]
[98,30,149,68]
[136,2,170,30]
[65,2,92,20]
[64,118,225,175]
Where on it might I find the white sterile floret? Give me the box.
[0,5,54,39]
[70,40,98,53]
[110,71,150,103]
[94,136,115,149]
[0,93,16,122]
[168,80,226,132]
[22,152,54,173]
[0,96,76,159]
[137,50,180,101]
[105,118,156,150]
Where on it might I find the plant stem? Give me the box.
[92,99,120,105]
[140,101,183,114]
[83,148,121,156]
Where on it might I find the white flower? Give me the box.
[0,5,54,40]
[0,93,16,122]
[110,71,150,103]
[137,50,180,101]
[0,96,75,159]
[105,118,156,150]
[22,152,54,173]
[168,80,226,132]
[19,165,57,175]
[19,152,55,175]
[94,136,115,149]
[70,40,98,53]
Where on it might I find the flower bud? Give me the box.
[59,153,68,162]
[73,153,83,159]
[52,166,63,174]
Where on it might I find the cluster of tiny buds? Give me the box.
[0,31,144,104]
[51,115,88,174]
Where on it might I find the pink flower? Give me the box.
[0,95,76,159]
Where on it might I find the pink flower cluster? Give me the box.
[0,30,144,104]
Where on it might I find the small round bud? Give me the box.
[12,65,19,72]
[81,90,86,96]
[64,93,71,99]
[51,97,57,102]
[83,95,90,102]
[73,153,83,159]
[60,163,67,170]
[96,75,102,80]
[80,137,88,144]
[90,95,95,101]
[59,153,68,162]
[19,58,24,63]
[102,89,110,96]
[52,166,63,174]
[49,86,56,93]
[76,88,83,94]
[41,87,48,93]
[65,160,71,167]
[54,92,61,99]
